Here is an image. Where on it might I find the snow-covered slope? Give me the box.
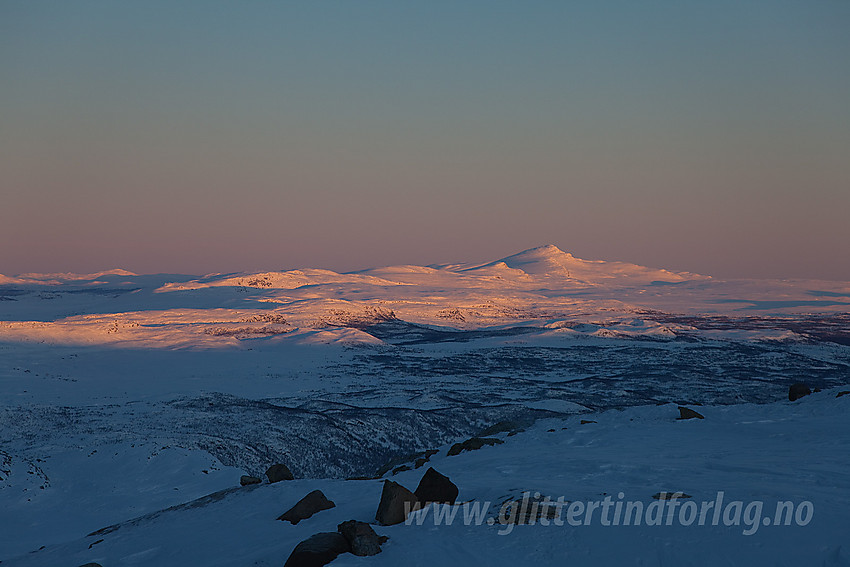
[1,246,849,565]
[456,244,703,283]
[4,390,849,567]
[2,245,849,347]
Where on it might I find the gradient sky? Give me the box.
[2,1,849,279]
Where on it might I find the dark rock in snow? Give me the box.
[677,406,705,420]
[375,480,418,526]
[278,490,336,524]
[414,449,440,469]
[447,437,504,457]
[284,532,350,567]
[376,448,439,477]
[837,390,850,398]
[240,475,262,486]
[266,463,294,483]
[337,520,387,556]
[580,420,597,424]
[478,419,529,437]
[78,564,103,567]
[414,467,458,505]
[789,383,812,401]
[653,491,692,500]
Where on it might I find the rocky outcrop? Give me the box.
[376,448,440,477]
[414,449,440,469]
[337,520,387,556]
[391,464,411,475]
[266,463,294,483]
[447,437,503,457]
[283,532,350,567]
[478,420,528,437]
[653,491,692,500]
[240,475,262,486]
[413,467,458,505]
[277,490,335,525]
[789,383,812,401]
[677,406,705,420]
[375,480,419,526]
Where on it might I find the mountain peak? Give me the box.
[513,244,572,258]
[494,245,577,276]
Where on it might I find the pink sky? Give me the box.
[2,2,849,280]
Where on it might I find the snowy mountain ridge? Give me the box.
[2,246,849,565]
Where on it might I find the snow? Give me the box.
[1,246,849,565]
[2,391,849,566]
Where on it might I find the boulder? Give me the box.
[284,532,350,567]
[278,490,336,524]
[447,437,503,457]
[677,406,705,420]
[375,480,418,526]
[413,467,458,505]
[652,491,692,500]
[337,520,387,556]
[788,383,812,401]
[266,463,294,483]
[240,475,262,486]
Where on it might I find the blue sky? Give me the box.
[2,1,849,278]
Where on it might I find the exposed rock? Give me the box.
[836,390,849,398]
[677,406,705,420]
[447,437,504,457]
[414,467,458,505]
[375,480,418,526]
[391,465,411,475]
[240,475,262,486]
[580,420,597,425]
[277,490,336,525]
[478,419,529,437]
[266,463,294,483]
[78,564,103,567]
[338,520,387,556]
[376,449,439,477]
[653,491,692,500]
[414,449,440,469]
[284,532,350,567]
[789,383,812,401]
